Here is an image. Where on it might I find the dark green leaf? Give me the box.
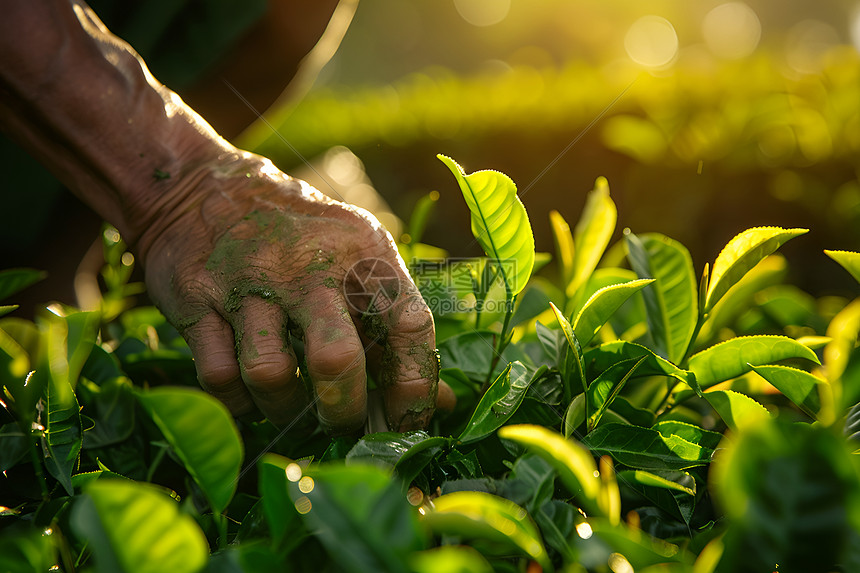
[0,422,30,471]
[295,464,423,573]
[0,524,56,573]
[258,454,303,546]
[585,340,699,394]
[78,376,136,449]
[587,356,646,431]
[582,423,713,470]
[458,361,534,444]
[714,419,860,572]
[625,231,698,364]
[0,268,46,303]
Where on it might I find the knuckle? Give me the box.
[307,340,365,379]
[241,353,296,390]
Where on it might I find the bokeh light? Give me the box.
[453,0,510,27]
[624,15,679,68]
[703,2,761,59]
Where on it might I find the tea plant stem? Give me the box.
[215,512,228,550]
[145,443,169,483]
[483,294,516,388]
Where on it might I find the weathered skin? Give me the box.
[0,0,453,433]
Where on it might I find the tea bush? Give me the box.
[1,156,858,573]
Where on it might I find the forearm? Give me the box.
[0,0,231,250]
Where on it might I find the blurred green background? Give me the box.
[3,0,860,307]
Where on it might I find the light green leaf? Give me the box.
[71,480,208,573]
[616,470,696,495]
[625,231,698,364]
[569,177,617,298]
[573,278,654,347]
[750,364,823,418]
[581,423,713,470]
[652,420,723,451]
[825,250,860,284]
[410,546,493,573]
[549,210,575,287]
[498,424,602,517]
[438,155,534,296]
[458,361,533,443]
[704,390,770,431]
[136,388,243,514]
[424,491,551,570]
[0,305,18,318]
[688,335,820,388]
[705,227,808,313]
[586,356,647,432]
[551,302,587,403]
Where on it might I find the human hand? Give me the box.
[138,150,450,434]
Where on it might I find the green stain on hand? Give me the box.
[258,329,268,336]
[323,277,337,289]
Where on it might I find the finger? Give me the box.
[235,297,309,426]
[436,380,456,414]
[368,292,439,431]
[183,312,255,417]
[298,291,367,435]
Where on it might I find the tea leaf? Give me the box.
[688,335,820,388]
[705,227,808,313]
[549,210,575,287]
[586,356,647,431]
[749,364,823,418]
[411,547,493,573]
[703,390,770,431]
[569,177,617,298]
[581,423,713,470]
[424,491,550,570]
[653,420,723,450]
[0,268,46,303]
[551,302,587,402]
[438,155,534,296]
[825,250,860,284]
[458,361,533,444]
[625,231,697,364]
[296,464,422,573]
[573,278,654,347]
[136,388,243,514]
[617,469,696,495]
[499,424,602,517]
[71,480,208,573]
[713,420,859,571]
[258,454,301,545]
[585,340,699,395]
